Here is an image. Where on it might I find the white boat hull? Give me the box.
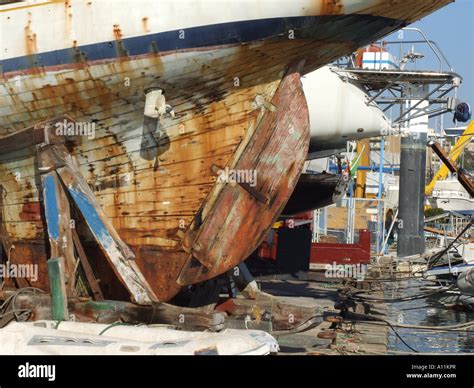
[0,321,279,355]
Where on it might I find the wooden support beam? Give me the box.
[47,257,69,321]
[40,172,76,296]
[15,294,226,332]
[216,297,323,331]
[0,115,75,155]
[38,143,158,305]
[71,228,104,301]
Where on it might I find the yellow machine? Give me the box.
[425,120,474,196]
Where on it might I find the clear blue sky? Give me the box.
[406,0,473,107]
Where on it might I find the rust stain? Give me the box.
[113,24,123,41]
[64,0,73,36]
[113,24,128,58]
[142,17,149,33]
[20,202,41,222]
[24,15,38,56]
[321,0,344,15]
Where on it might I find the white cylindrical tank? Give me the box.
[302,66,393,156]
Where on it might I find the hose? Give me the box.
[0,287,44,327]
[342,284,455,303]
[271,316,322,336]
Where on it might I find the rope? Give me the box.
[342,284,455,303]
[271,316,323,336]
[98,322,130,336]
[341,311,419,352]
[0,287,44,327]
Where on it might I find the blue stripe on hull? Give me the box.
[1,15,404,73]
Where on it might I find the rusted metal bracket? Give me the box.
[253,95,276,112]
[429,141,474,196]
[211,164,269,204]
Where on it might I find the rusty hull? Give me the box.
[177,62,310,286]
[0,0,453,302]
[0,69,309,302]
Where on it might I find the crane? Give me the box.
[425,120,474,196]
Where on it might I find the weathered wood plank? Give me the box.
[47,257,69,321]
[216,296,323,332]
[177,61,310,286]
[71,228,104,301]
[40,171,76,296]
[15,294,225,332]
[0,115,75,154]
[38,142,158,305]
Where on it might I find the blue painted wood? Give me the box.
[68,188,116,254]
[43,173,60,241]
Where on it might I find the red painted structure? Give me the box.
[258,227,371,268]
[310,230,371,267]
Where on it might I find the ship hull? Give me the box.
[0,0,453,302]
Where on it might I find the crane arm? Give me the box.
[425,120,474,195]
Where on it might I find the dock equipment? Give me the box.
[428,140,474,197]
[333,28,468,258]
[425,120,474,195]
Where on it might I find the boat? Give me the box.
[303,65,393,159]
[283,172,347,216]
[424,262,474,279]
[426,287,474,311]
[0,321,279,355]
[431,178,474,215]
[458,267,474,296]
[0,0,453,303]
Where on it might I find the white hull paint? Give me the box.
[1,321,279,355]
[432,179,474,215]
[303,66,392,156]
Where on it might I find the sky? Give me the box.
[398,0,474,113]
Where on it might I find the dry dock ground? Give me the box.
[255,271,389,355]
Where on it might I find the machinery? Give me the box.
[426,120,474,196]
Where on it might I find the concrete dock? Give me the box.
[255,271,389,355]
